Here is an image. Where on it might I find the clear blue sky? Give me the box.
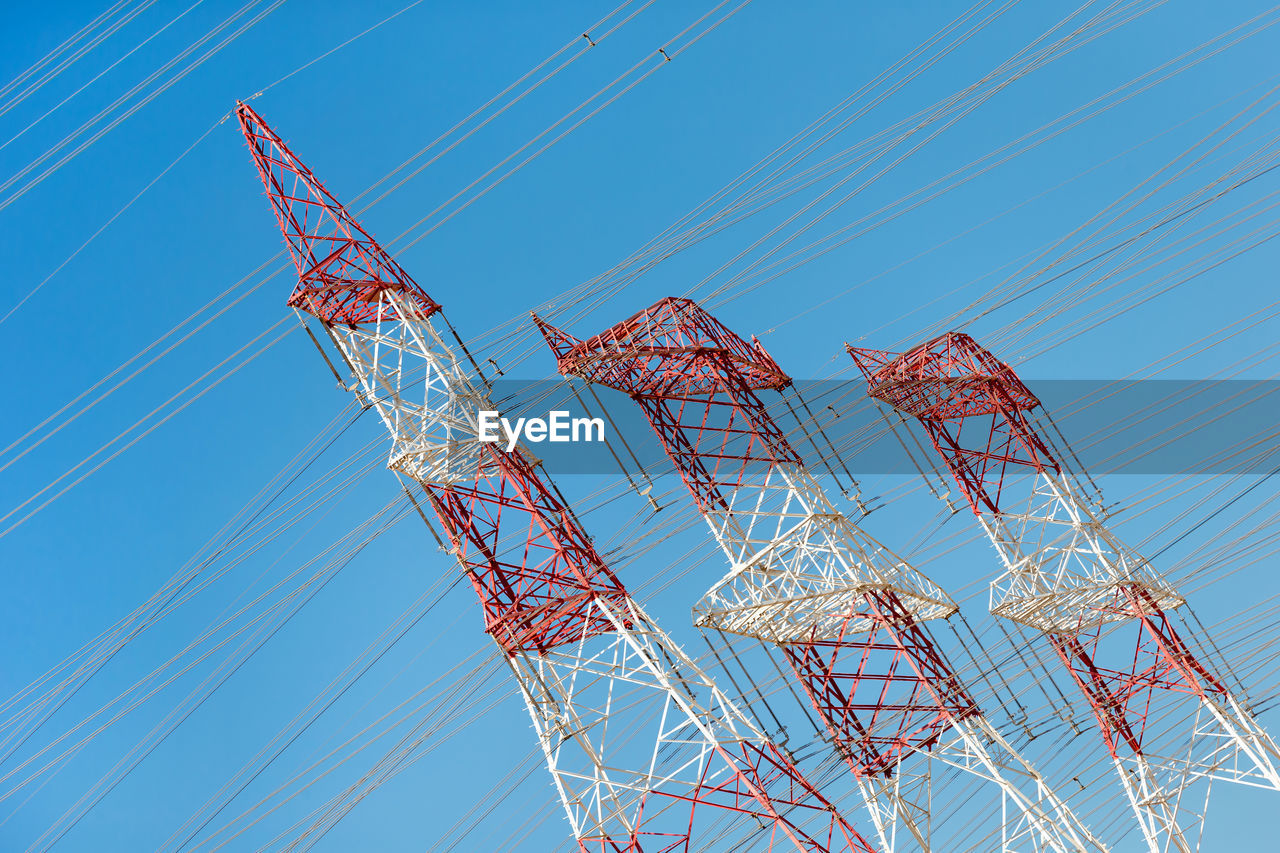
[1,2,1278,850]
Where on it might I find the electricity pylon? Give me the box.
[850,331,1280,853]
[236,101,879,853]
[537,297,1106,853]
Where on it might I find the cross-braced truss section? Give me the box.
[240,104,874,853]
[540,297,1105,853]
[851,331,1280,852]
[434,447,874,851]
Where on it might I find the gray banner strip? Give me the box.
[477,379,1280,475]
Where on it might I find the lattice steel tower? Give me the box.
[237,102,878,853]
[537,297,1106,853]
[849,332,1280,853]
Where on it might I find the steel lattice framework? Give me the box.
[537,297,1105,853]
[238,102,878,853]
[850,332,1280,853]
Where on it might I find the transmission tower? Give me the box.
[236,102,880,853]
[536,297,1106,853]
[849,332,1280,853]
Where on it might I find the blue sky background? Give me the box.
[1,1,1279,850]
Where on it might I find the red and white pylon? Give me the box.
[237,102,878,853]
[537,297,1106,853]
[850,332,1280,853]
